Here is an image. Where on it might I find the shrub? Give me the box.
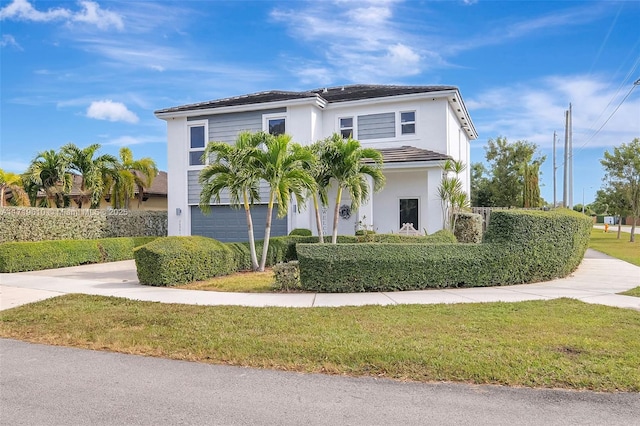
[365,230,457,244]
[225,242,253,271]
[453,213,483,243]
[134,236,235,286]
[0,237,156,273]
[272,261,301,291]
[289,228,312,237]
[297,209,592,292]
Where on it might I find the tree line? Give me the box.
[0,144,158,210]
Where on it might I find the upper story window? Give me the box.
[401,111,416,135]
[188,121,207,166]
[268,117,286,136]
[339,117,354,138]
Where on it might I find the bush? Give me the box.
[364,230,457,244]
[288,228,312,237]
[297,209,592,292]
[134,236,235,286]
[0,237,156,273]
[225,242,253,271]
[453,213,483,243]
[272,261,301,291]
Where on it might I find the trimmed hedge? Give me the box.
[297,209,592,292]
[288,228,312,236]
[0,207,167,243]
[0,237,157,273]
[134,236,236,286]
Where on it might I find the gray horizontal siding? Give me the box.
[191,205,287,243]
[358,112,395,140]
[188,170,271,205]
[188,108,286,144]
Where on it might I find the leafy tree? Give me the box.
[23,149,72,208]
[600,138,640,242]
[470,162,492,207]
[482,136,546,207]
[0,169,28,206]
[199,131,265,271]
[324,134,385,244]
[523,162,542,208]
[108,147,158,209]
[62,143,118,208]
[254,133,315,270]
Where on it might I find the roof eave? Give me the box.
[155,96,325,120]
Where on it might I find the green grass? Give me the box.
[1,295,639,392]
[589,227,640,266]
[620,287,640,297]
[180,270,274,292]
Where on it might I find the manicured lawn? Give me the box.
[1,295,639,392]
[180,270,274,292]
[620,287,640,297]
[589,227,640,266]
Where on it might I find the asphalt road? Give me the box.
[1,339,639,425]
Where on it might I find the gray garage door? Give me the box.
[191,205,288,242]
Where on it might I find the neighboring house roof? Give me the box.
[375,146,451,164]
[38,171,168,198]
[155,84,478,140]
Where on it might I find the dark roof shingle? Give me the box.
[371,146,451,164]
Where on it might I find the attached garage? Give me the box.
[191,205,288,242]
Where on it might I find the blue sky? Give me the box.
[1,0,639,206]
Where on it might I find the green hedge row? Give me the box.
[0,237,157,273]
[134,236,237,286]
[297,209,592,292]
[0,207,167,243]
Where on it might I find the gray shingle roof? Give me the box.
[154,84,458,114]
[371,146,451,164]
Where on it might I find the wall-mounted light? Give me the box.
[176,208,182,216]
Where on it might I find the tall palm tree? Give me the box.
[254,133,315,271]
[0,169,28,206]
[437,159,468,231]
[199,131,265,271]
[304,140,333,243]
[24,149,73,208]
[325,134,385,243]
[109,147,158,209]
[62,143,119,209]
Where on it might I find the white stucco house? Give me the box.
[155,84,477,241]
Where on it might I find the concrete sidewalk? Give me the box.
[1,249,639,311]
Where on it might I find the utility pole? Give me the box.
[553,131,557,208]
[568,103,573,209]
[563,109,569,208]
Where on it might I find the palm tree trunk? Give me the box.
[332,186,343,244]
[312,192,324,243]
[259,192,275,271]
[0,184,5,207]
[243,190,259,270]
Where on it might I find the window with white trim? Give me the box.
[339,117,354,138]
[188,123,206,166]
[400,111,416,135]
[399,198,419,230]
[264,115,286,136]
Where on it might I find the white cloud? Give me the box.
[0,0,123,30]
[0,34,22,50]
[86,100,139,123]
[103,135,164,146]
[467,75,640,150]
[72,1,124,30]
[271,0,436,84]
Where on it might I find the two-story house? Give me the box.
[155,84,477,241]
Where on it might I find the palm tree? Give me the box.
[254,133,315,271]
[0,169,28,206]
[109,147,158,209]
[437,159,469,231]
[62,143,119,208]
[325,134,385,243]
[199,131,266,271]
[24,149,72,208]
[302,141,331,243]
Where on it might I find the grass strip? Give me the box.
[1,295,638,392]
[589,228,640,266]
